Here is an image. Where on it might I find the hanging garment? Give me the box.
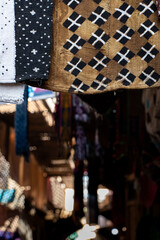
[15,86,29,161]
[42,0,160,93]
[0,0,53,84]
[0,84,24,104]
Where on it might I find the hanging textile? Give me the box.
[58,93,72,141]
[7,178,25,210]
[0,216,21,240]
[15,85,29,161]
[42,0,160,93]
[0,152,10,189]
[0,0,53,84]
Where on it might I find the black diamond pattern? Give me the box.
[88,52,110,71]
[113,25,135,44]
[63,0,82,9]
[113,3,134,23]
[138,19,158,40]
[116,68,136,86]
[69,78,90,93]
[113,47,135,66]
[88,6,110,26]
[137,0,157,18]
[63,34,86,54]
[88,28,110,49]
[139,66,159,86]
[137,43,159,63]
[91,74,111,90]
[63,12,85,32]
[64,57,86,76]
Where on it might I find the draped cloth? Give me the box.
[15,85,29,161]
[43,0,160,93]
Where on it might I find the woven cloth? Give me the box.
[44,0,160,93]
[0,0,53,83]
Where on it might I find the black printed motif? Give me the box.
[139,66,159,86]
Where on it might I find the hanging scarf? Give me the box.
[15,85,29,161]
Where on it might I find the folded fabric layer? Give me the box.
[0,84,24,104]
[0,0,53,84]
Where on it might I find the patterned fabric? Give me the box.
[0,152,10,189]
[0,0,53,83]
[15,0,53,82]
[45,0,160,93]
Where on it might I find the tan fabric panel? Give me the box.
[43,0,160,93]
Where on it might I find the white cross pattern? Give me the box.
[142,69,157,84]
[138,1,155,16]
[71,82,85,93]
[116,69,135,86]
[138,43,159,62]
[63,34,86,54]
[114,3,134,23]
[63,12,85,32]
[139,66,159,86]
[118,71,132,84]
[88,7,110,26]
[88,52,110,71]
[139,22,156,37]
[69,79,90,92]
[68,15,81,29]
[118,49,130,64]
[69,58,82,72]
[93,56,108,69]
[65,57,86,76]
[138,20,158,39]
[68,36,82,51]
[114,47,134,66]
[88,28,109,49]
[92,76,110,90]
[114,26,134,44]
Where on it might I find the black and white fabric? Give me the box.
[88,52,110,71]
[139,66,159,86]
[137,43,159,63]
[0,0,53,83]
[116,68,136,86]
[88,28,110,49]
[63,34,86,54]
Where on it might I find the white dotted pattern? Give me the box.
[0,0,15,83]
